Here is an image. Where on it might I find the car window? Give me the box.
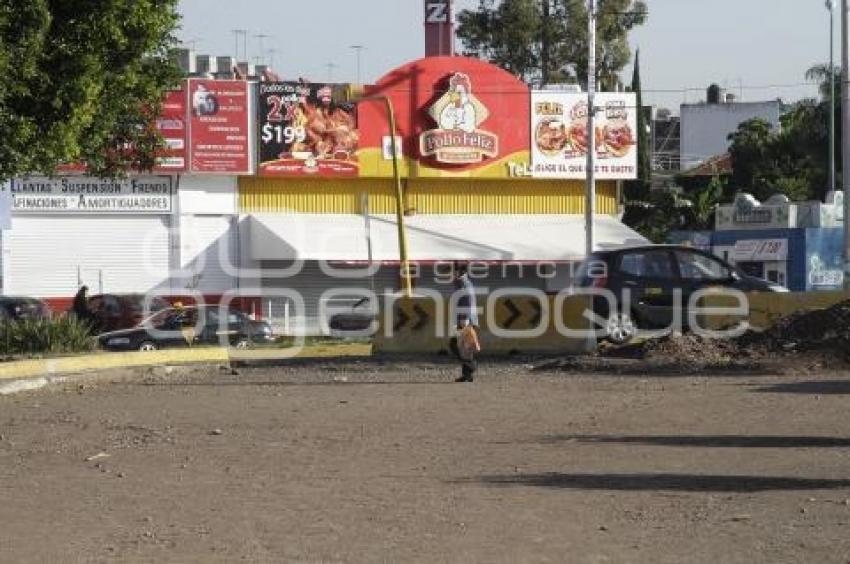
[675,251,730,281]
[574,254,609,287]
[618,250,675,280]
[102,296,120,314]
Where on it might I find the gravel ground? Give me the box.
[2,359,850,563]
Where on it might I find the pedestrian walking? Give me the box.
[454,314,480,383]
[453,262,479,328]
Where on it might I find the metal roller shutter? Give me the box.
[260,261,400,335]
[3,216,172,298]
[415,264,548,296]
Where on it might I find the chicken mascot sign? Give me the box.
[419,73,498,164]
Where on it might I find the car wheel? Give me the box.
[138,341,158,352]
[605,312,637,345]
[233,338,251,349]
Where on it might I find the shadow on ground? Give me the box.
[753,380,850,395]
[473,473,850,492]
[539,434,850,448]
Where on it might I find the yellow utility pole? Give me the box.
[353,94,413,297]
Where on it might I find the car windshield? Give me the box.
[140,308,197,328]
[573,254,608,287]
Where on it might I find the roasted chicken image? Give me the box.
[535,118,569,156]
[601,119,635,158]
[290,98,359,160]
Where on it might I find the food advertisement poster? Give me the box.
[257,82,358,177]
[188,79,251,174]
[530,91,637,179]
[154,89,187,172]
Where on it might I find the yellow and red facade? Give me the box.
[240,55,619,217]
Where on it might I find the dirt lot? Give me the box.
[2,358,850,563]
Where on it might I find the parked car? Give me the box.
[328,297,377,334]
[574,244,787,345]
[98,305,274,351]
[0,297,51,321]
[87,294,169,333]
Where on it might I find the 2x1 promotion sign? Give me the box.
[9,177,173,214]
[188,79,251,174]
[257,82,359,177]
[530,91,638,179]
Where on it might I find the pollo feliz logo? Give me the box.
[419,73,499,165]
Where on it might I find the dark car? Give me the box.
[98,305,274,351]
[87,294,169,333]
[574,245,787,345]
[0,297,51,321]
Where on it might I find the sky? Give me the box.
[177,0,836,113]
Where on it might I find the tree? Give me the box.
[621,190,693,243]
[727,105,830,202]
[456,0,648,88]
[806,63,841,101]
[0,0,181,181]
[624,49,650,200]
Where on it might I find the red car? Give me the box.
[87,294,169,333]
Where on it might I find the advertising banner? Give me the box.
[188,79,251,174]
[257,82,358,177]
[155,89,187,172]
[357,57,530,178]
[10,176,173,214]
[530,91,637,179]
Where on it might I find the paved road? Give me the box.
[2,360,850,563]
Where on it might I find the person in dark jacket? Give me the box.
[71,285,92,326]
[453,263,479,328]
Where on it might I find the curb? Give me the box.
[0,348,229,395]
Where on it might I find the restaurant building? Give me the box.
[0,11,645,331]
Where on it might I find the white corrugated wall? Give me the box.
[179,215,236,294]
[3,216,172,298]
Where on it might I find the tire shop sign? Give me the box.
[8,176,173,214]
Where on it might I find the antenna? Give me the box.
[254,34,270,63]
[267,47,278,70]
[182,37,202,51]
[325,62,338,82]
[230,29,248,60]
[350,44,365,83]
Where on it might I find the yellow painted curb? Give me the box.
[229,343,372,361]
[0,348,229,382]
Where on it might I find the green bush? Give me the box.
[0,317,95,358]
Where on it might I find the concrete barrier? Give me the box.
[373,294,595,355]
[696,290,850,332]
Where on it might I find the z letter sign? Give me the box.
[425,1,449,23]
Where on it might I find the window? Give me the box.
[618,251,675,279]
[676,251,730,281]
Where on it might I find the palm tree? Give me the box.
[806,63,842,100]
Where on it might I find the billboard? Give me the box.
[154,89,187,172]
[357,56,530,178]
[257,82,358,177]
[530,91,637,179]
[188,79,251,174]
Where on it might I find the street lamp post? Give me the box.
[350,45,365,84]
[353,95,412,297]
[585,0,597,257]
[828,0,836,194]
[842,0,850,285]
